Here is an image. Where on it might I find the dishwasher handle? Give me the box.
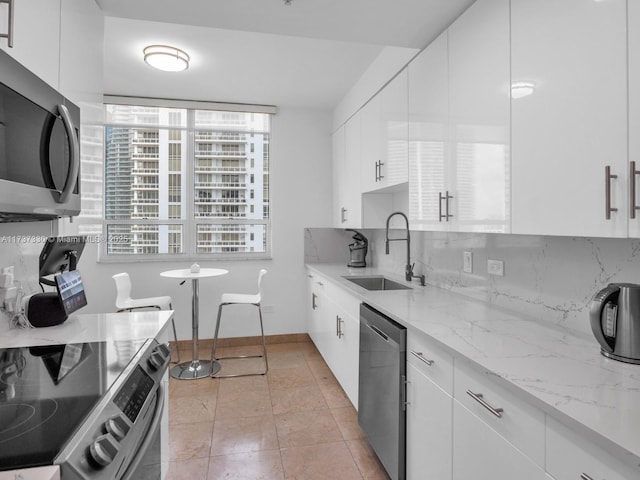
[366,322,390,342]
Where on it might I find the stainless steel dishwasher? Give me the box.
[358,303,407,480]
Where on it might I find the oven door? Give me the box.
[120,384,165,480]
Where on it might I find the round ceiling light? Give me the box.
[143,45,190,72]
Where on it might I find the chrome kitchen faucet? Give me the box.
[385,211,426,286]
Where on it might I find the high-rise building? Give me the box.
[104,105,270,255]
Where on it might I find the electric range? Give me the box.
[0,337,171,478]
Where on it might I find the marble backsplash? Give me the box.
[304,227,640,336]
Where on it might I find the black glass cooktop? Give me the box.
[0,340,145,471]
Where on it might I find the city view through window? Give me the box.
[104,104,270,256]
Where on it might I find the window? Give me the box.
[103,102,271,258]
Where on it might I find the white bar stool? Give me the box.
[210,269,268,378]
[112,272,180,363]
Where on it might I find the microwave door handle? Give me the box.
[56,104,79,204]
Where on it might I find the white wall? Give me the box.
[76,107,333,341]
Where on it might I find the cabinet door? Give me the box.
[307,274,332,359]
[448,0,510,233]
[340,113,363,228]
[511,0,627,237]
[629,1,640,238]
[332,125,347,227]
[361,70,408,193]
[408,31,449,232]
[0,0,61,88]
[546,416,640,480]
[406,363,452,480]
[332,308,359,408]
[452,401,546,480]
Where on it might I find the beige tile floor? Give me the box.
[167,340,390,480]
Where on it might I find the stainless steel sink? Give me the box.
[343,275,412,291]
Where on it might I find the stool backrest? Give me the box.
[257,269,267,298]
[112,272,133,308]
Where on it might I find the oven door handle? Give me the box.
[120,383,165,480]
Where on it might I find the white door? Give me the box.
[452,402,546,480]
[406,363,452,480]
[448,0,510,233]
[511,0,627,237]
[629,1,640,238]
[361,71,408,193]
[408,31,449,232]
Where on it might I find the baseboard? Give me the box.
[172,333,311,352]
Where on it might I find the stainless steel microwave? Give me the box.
[0,49,80,222]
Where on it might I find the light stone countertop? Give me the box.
[0,310,173,349]
[307,263,640,469]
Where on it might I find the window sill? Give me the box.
[96,252,273,264]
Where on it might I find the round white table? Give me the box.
[161,268,228,379]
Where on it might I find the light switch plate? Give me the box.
[487,259,504,276]
[463,251,472,273]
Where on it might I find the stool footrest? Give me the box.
[214,354,265,360]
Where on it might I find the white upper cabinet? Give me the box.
[511,0,627,237]
[332,124,347,227]
[0,0,61,89]
[408,31,449,232]
[629,1,640,238]
[333,113,363,228]
[360,69,409,193]
[409,0,510,233]
[448,0,510,233]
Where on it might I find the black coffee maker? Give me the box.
[346,230,368,268]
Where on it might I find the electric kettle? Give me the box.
[589,283,640,364]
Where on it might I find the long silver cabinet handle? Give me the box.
[410,350,434,366]
[445,191,454,221]
[466,390,504,418]
[580,474,594,480]
[0,0,13,48]
[605,165,618,220]
[631,161,640,219]
[402,374,409,410]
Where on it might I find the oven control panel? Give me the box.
[55,338,170,480]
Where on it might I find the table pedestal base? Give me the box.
[170,360,221,380]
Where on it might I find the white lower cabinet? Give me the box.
[406,329,453,479]
[546,416,640,480]
[323,299,359,407]
[305,274,639,480]
[452,401,546,480]
[305,270,360,408]
[452,360,546,480]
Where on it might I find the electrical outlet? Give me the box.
[463,251,473,273]
[487,259,505,276]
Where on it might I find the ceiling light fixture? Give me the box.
[511,81,535,99]
[143,45,190,72]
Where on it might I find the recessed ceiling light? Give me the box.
[143,45,190,72]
